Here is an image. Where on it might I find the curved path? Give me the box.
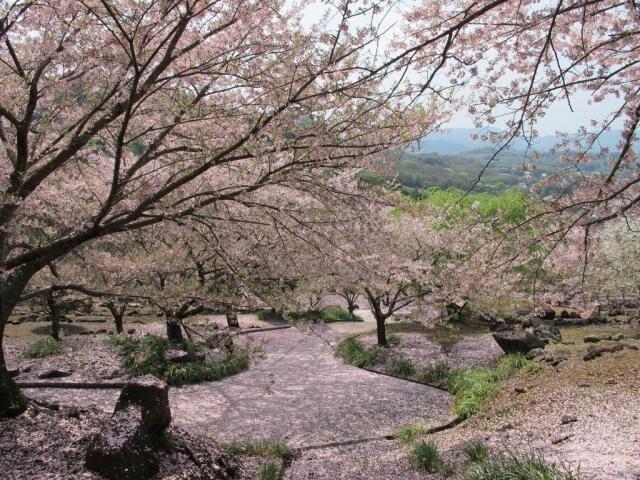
[25,327,453,448]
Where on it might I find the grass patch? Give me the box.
[259,461,282,480]
[321,306,363,323]
[386,357,416,377]
[336,337,378,368]
[110,334,248,386]
[387,333,401,345]
[257,310,285,322]
[429,328,462,353]
[458,452,578,480]
[393,424,428,444]
[418,362,452,386]
[448,354,540,419]
[410,441,442,472]
[24,336,62,358]
[463,441,489,463]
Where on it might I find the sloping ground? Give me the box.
[21,327,454,448]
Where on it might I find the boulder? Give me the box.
[612,333,624,341]
[164,349,190,363]
[127,328,136,335]
[599,341,623,353]
[531,325,562,344]
[37,369,72,379]
[583,335,601,343]
[492,331,545,354]
[526,348,545,360]
[114,375,171,435]
[85,408,159,480]
[583,349,603,361]
[205,332,234,353]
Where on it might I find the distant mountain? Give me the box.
[417,128,624,155]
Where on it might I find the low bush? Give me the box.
[259,461,282,480]
[463,441,489,463]
[226,441,291,480]
[458,452,578,480]
[386,357,416,377]
[393,424,428,444]
[336,337,378,368]
[24,337,62,358]
[387,333,401,345]
[410,441,441,472]
[110,334,248,386]
[418,362,453,386]
[448,354,541,418]
[429,329,462,353]
[321,306,363,323]
[257,310,285,322]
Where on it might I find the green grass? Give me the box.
[393,424,428,444]
[448,354,540,419]
[110,334,248,386]
[321,306,363,323]
[463,441,489,463]
[410,441,442,472]
[387,333,401,345]
[458,452,578,480]
[429,329,462,353]
[336,337,378,368]
[24,337,62,358]
[259,461,282,480]
[386,357,416,377]
[418,362,453,386]
[257,310,285,322]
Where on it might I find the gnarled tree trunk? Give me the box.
[106,302,126,334]
[225,308,239,328]
[47,292,61,340]
[166,317,184,344]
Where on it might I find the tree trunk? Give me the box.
[225,308,239,328]
[106,303,126,334]
[114,314,123,334]
[375,313,387,347]
[47,292,60,340]
[166,318,183,344]
[0,269,34,418]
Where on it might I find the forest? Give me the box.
[0,1,639,480]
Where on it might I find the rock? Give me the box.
[531,325,562,344]
[514,387,527,394]
[551,434,573,445]
[540,308,556,320]
[95,329,107,334]
[164,349,190,363]
[204,332,234,353]
[114,375,171,435]
[37,369,72,379]
[561,414,577,425]
[20,365,32,373]
[578,382,590,387]
[605,379,616,385]
[7,368,19,378]
[612,333,624,341]
[127,328,136,335]
[583,349,603,361]
[526,348,545,360]
[599,334,612,341]
[101,369,121,380]
[622,342,639,351]
[85,408,158,480]
[492,331,545,354]
[599,341,623,353]
[583,335,601,343]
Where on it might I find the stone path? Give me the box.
[25,327,453,449]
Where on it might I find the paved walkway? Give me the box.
[25,327,453,448]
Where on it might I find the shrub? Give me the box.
[393,424,428,444]
[418,362,452,386]
[458,452,578,480]
[336,337,378,368]
[111,334,248,386]
[410,441,441,472]
[259,461,282,480]
[321,306,363,323]
[463,441,489,463]
[430,330,461,353]
[386,357,416,377]
[226,441,291,458]
[257,310,285,322]
[496,353,541,376]
[24,337,62,358]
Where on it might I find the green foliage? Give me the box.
[356,170,387,186]
[410,441,441,472]
[257,310,285,322]
[386,357,416,377]
[259,461,282,480]
[393,424,428,444]
[458,452,578,480]
[463,441,490,463]
[321,306,363,323]
[430,330,462,353]
[24,337,62,358]
[447,354,540,419]
[110,334,248,386]
[418,362,453,386]
[336,337,378,368]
